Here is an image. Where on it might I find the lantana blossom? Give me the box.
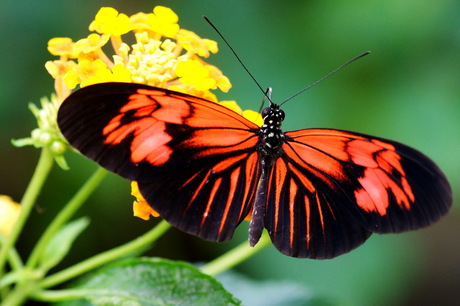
[16,6,263,220]
[0,196,21,237]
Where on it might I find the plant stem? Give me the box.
[6,246,23,273]
[0,148,54,279]
[201,231,271,276]
[33,288,103,302]
[39,220,171,289]
[1,281,37,306]
[0,236,23,273]
[26,168,107,270]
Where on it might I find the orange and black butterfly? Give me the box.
[58,82,451,259]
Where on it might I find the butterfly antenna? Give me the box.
[279,51,371,106]
[203,16,272,103]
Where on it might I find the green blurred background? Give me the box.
[1,0,459,304]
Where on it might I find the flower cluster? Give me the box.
[15,6,263,221]
[45,6,231,102]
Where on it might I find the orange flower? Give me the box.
[131,182,159,220]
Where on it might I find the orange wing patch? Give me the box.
[285,129,416,216]
[283,143,344,187]
[102,90,192,165]
[183,128,258,157]
[348,139,415,215]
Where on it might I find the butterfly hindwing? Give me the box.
[138,149,261,241]
[58,82,262,241]
[265,128,451,258]
[265,155,372,259]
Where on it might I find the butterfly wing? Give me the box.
[265,128,451,258]
[58,82,262,241]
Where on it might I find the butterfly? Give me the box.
[58,82,452,259]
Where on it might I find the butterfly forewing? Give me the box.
[58,82,262,241]
[58,83,260,179]
[281,129,451,233]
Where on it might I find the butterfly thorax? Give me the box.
[258,105,285,157]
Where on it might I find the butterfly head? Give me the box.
[262,105,285,123]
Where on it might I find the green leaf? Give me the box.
[58,258,240,305]
[39,217,90,272]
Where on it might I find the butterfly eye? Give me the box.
[262,107,272,118]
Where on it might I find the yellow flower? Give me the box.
[172,60,230,94]
[47,37,78,58]
[176,29,218,58]
[110,64,132,82]
[130,7,179,38]
[0,196,21,237]
[45,60,78,101]
[63,59,131,89]
[89,7,132,36]
[218,101,264,127]
[218,101,242,113]
[129,12,151,32]
[243,110,264,127]
[45,60,77,80]
[176,60,217,91]
[131,182,159,220]
[63,59,107,89]
[147,6,179,38]
[73,33,110,55]
[46,5,235,101]
[207,64,231,92]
